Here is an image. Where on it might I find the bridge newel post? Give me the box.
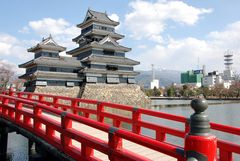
[184,98,217,161]
[132,107,141,134]
[0,125,8,160]
[108,127,122,161]
[61,112,72,148]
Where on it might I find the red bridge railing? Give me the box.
[2,90,240,160]
[0,92,184,161]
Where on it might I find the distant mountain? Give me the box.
[135,70,182,88]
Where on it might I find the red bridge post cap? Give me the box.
[190,98,208,114]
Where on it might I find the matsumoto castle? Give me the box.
[19,9,149,106]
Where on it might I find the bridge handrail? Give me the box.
[7,90,240,160]
[9,91,187,139]
[0,94,184,160]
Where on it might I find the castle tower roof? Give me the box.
[27,35,66,52]
[77,9,119,28]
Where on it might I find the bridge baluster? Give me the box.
[23,115,31,127]
[46,125,55,140]
[2,97,9,105]
[2,98,9,117]
[83,112,89,118]
[8,88,14,97]
[17,93,22,98]
[23,101,31,127]
[39,95,44,103]
[53,97,59,109]
[71,100,78,114]
[27,94,32,100]
[156,130,166,142]
[15,100,23,123]
[33,103,42,131]
[97,102,104,123]
[81,144,93,159]
[185,119,190,134]
[219,149,233,161]
[184,98,217,161]
[113,119,121,128]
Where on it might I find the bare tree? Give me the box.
[0,64,14,92]
[12,78,25,91]
[229,81,240,98]
[212,84,224,98]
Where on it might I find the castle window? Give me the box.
[103,50,114,56]
[106,65,118,71]
[49,67,57,72]
[101,26,107,30]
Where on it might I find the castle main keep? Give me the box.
[19,9,149,106]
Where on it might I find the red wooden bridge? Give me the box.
[0,90,239,161]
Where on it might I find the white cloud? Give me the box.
[109,13,119,22]
[0,34,31,60]
[0,59,24,74]
[29,18,72,35]
[137,44,147,49]
[138,37,219,69]
[18,26,30,34]
[109,13,121,31]
[125,0,212,41]
[209,21,240,51]
[0,17,81,74]
[135,21,240,73]
[27,18,81,55]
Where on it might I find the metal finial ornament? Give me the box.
[189,98,210,136]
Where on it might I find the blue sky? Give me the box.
[1,0,240,74]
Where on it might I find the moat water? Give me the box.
[5,99,240,161]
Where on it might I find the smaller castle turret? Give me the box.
[19,35,82,92]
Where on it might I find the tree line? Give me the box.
[144,81,240,99]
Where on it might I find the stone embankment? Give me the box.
[33,84,150,108]
[81,84,151,107]
[34,86,81,98]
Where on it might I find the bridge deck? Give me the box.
[44,113,176,161]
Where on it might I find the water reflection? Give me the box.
[6,133,28,161]
[143,99,240,160]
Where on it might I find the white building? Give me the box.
[223,51,234,80]
[223,69,234,80]
[223,81,232,89]
[202,71,223,87]
[151,79,159,89]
